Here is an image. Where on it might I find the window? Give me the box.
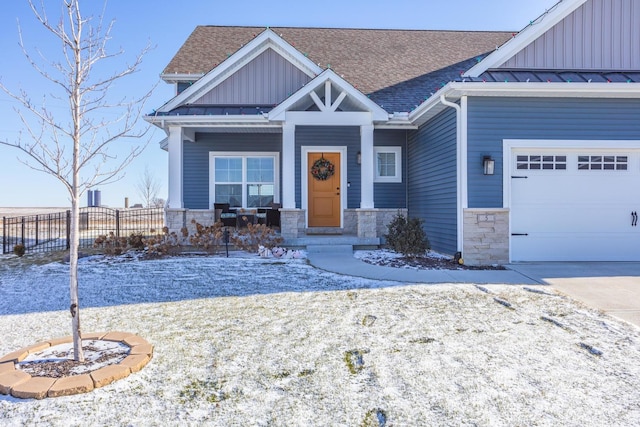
[516,155,567,170]
[210,153,278,208]
[374,146,402,183]
[578,155,628,171]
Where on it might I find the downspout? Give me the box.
[439,95,465,255]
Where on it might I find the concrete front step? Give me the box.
[285,236,380,249]
[306,244,354,254]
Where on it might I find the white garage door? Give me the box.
[510,147,640,261]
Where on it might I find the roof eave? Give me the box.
[160,73,205,84]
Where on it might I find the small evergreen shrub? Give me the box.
[384,212,430,257]
[13,243,26,257]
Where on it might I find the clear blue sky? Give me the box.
[0,0,559,208]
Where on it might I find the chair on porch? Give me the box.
[214,203,236,227]
[266,203,281,228]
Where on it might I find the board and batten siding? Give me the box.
[408,108,458,255]
[467,97,640,208]
[182,133,283,209]
[193,48,312,106]
[295,126,361,209]
[374,130,408,209]
[501,0,640,70]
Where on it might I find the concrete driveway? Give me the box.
[508,262,640,328]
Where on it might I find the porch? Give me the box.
[165,207,405,249]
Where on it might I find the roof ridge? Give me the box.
[194,24,515,34]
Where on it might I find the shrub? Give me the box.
[93,232,128,256]
[143,227,181,257]
[189,220,225,254]
[230,223,283,252]
[384,212,430,257]
[127,232,145,250]
[13,243,26,257]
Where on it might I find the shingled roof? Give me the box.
[163,26,513,112]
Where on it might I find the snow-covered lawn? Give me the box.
[1,253,640,426]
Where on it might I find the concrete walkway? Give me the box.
[306,250,537,285]
[307,251,640,328]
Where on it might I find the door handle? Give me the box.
[633,211,638,227]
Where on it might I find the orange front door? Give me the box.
[308,152,341,227]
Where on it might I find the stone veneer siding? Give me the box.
[280,209,305,239]
[463,208,509,266]
[165,209,216,236]
[166,208,405,242]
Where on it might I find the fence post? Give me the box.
[2,217,5,254]
[116,209,120,238]
[35,215,39,246]
[21,217,25,245]
[66,210,71,250]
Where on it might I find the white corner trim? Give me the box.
[465,0,589,77]
[158,29,322,113]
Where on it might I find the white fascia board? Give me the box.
[160,73,205,84]
[158,29,322,113]
[408,84,455,126]
[447,82,640,98]
[464,0,588,78]
[145,114,273,129]
[407,80,640,127]
[285,111,373,126]
[269,69,389,123]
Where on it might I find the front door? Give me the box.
[308,152,341,227]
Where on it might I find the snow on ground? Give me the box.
[1,253,640,426]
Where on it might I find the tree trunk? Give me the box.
[70,186,84,361]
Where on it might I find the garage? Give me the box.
[509,142,640,261]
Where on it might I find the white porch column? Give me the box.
[360,124,375,209]
[167,126,184,209]
[282,123,296,208]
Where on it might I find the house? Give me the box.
[145,0,640,265]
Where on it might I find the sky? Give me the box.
[0,0,559,208]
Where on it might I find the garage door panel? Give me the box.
[510,147,640,262]
[512,233,640,262]
[512,204,636,233]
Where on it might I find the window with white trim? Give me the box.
[374,146,402,183]
[211,153,278,208]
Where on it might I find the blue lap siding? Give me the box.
[467,97,640,208]
[182,133,282,209]
[408,108,458,254]
[374,129,408,209]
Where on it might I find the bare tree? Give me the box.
[0,0,153,361]
[136,166,162,208]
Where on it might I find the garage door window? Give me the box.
[516,155,566,170]
[578,155,628,171]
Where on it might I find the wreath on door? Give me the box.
[310,155,335,181]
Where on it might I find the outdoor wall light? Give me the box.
[357,151,362,165]
[483,156,495,175]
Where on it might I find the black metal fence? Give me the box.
[2,207,165,255]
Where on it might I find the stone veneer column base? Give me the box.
[356,209,378,238]
[165,209,215,236]
[280,209,305,239]
[462,208,509,266]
